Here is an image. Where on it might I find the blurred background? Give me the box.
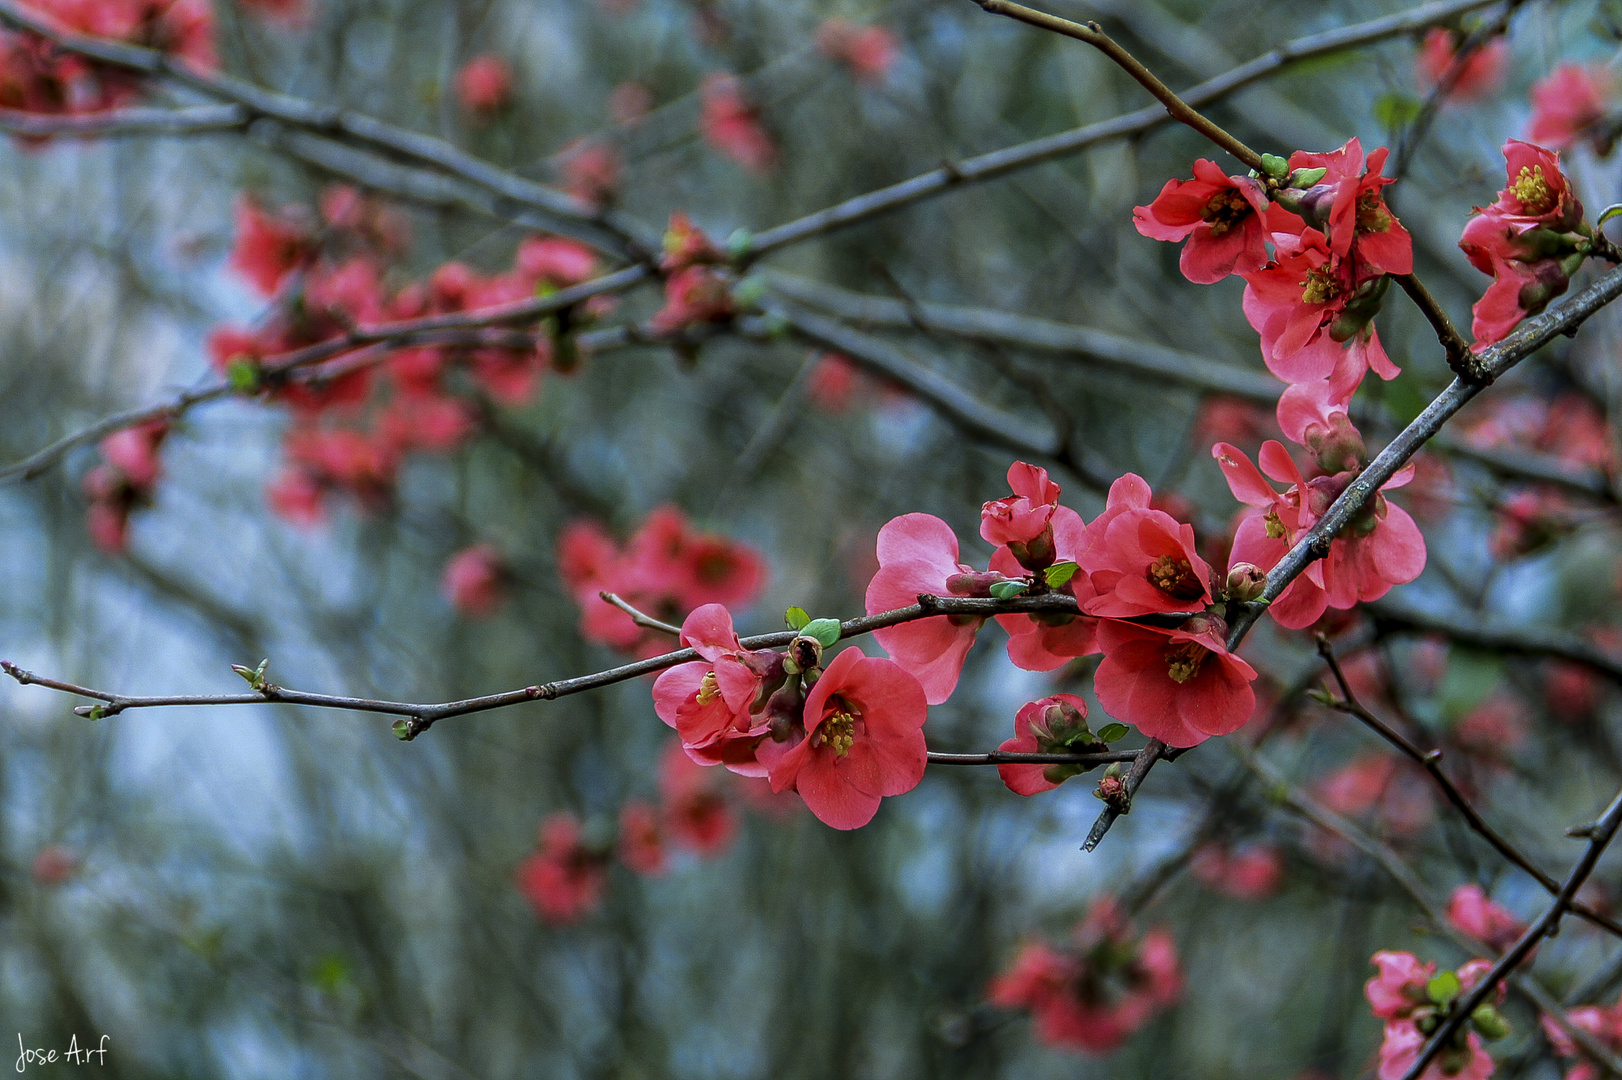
[2,0,1622,1075]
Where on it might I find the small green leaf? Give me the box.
[1426,971,1462,1005]
[784,606,811,631]
[392,719,413,741]
[1044,561,1079,588]
[1599,203,1622,226]
[1471,1003,1511,1041]
[85,705,106,721]
[226,359,261,393]
[726,227,754,260]
[1305,687,1337,706]
[1259,153,1289,179]
[1286,166,1327,189]
[1373,92,1423,132]
[989,580,1029,600]
[802,618,842,648]
[1096,723,1129,743]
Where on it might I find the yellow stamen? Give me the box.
[1166,642,1208,684]
[1264,509,1287,540]
[1301,268,1340,306]
[1511,165,1555,215]
[1146,555,1204,601]
[1200,188,1252,238]
[820,711,857,757]
[696,671,721,705]
[1356,190,1392,234]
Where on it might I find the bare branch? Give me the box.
[0,103,248,137]
[598,593,681,636]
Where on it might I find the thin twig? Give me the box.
[598,593,681,636]
[1393,273,1482,380]
[970,0,1264,170]
[1315,635,1622,939]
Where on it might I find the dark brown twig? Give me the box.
[1393,273,1484,382]
[598,593,681,636]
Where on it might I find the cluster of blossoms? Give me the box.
[1365,951,1509,1080]
[869,463,1260,748]
[1543,994,1622,1080]
[515,744,789,923]
[557,506,766,656]
[210,188,604,528]
[0,0,214,122]
[987,897,1182,1053]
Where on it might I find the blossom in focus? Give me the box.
[1132,160,1271,284]
[700,73,775,173]
[1093,615,1257,748]
[651,604,772,761]
[1415,28,1506,101]
[515,813,608,924]
[996,694,1101,796]
[815,18,899,82]
[866,513,995,705]
[1528,64,1616,151]
[1285,139,1413,274]
[988,897,1182,1054]
[1079,473,1214,618]
[1189,841,1284,901]
[1446,884,1526,953]
[985,467,1099,671]
[441,543,508,618]
[457,53,512,116]
[767,646,928,830]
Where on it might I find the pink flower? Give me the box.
[1189,842,1284,900]
[457,53,512,116]
[1286,138,1413,274]
[515,813,608,924]
[31,846,77,886]
[650,265,735,334]
[815,19,899,82]
[228,197,314,297]
[996,694,1101,796]
[81,419,168,553]
[266,469,326,527]
[1415,28,1507,100]
[1366,950,1436,1020]
[981,460,1061,557]
[700,73,775,173]
[651,604,773,761]
[557,139,620,211]
[1528,64,1616,150]
[659,211,724,273]
[516,236,598,290]
[1542,997,1622,1080]
[1446,885,1526,952]
[1079,473,1214,618]
[1378,1021,1494,1080]
[441,544,507,618]
[659,741,739,855]
[1314,754,1433,837]
[984,474,1098,672]
[808,352,858,411]
[1133,160,1272,284]
[617,801,667,876]
[866,513,992,705]
[1471,250,1572,346]
[1239,227,1400,385]
[1367,953,1504,1080]
[470,340,550,406]
[1093,616,1257,748]
[988,898,1182,1054]
[376,388,477,455]
[767,647,928,830]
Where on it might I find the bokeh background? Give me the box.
[2,0,1622,1076]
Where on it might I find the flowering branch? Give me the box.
[1315,636,1622,939]
[969,0,1265,172]
[1401,785,1622,1080]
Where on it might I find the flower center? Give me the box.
[1355,189,1393,234]
[696,671,721,705]
[1165,641,1208,684]
[1300,267,1340,306]
[1146,555,1204,601]
[1263,508,1287,540]
[1511,165,1555,215]
[1200,188,1252,238]
[819,710,857,757]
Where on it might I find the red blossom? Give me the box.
[995,694,1098,796]
[516,236,598,290]
[1542,996,1622,1080]
[1079,472,1214,618]
[659,741,739,855]
[650,265,735,334]
[767,647,928,830]
[1446,884,1526,952]
[1189,841,1284,901]
[699,73,775,173]
[1132,159,1271,284]
[1365,952,1501,1080]
[557,139,620,211]
[815,19,899,82]
[866,513,994,705]
[988,897,1182,1054]
[1528,63,1616,151]
[1285,138,1412,274]
[617,801,667,876]
[516,814,609,924]
[31,846,77,886]
[229,196,315,297]
[456,53,512,116]
[1092,616,1257,748]
[985,470,1098,671]
[651,604,776,772]
[441,543,508,618]
[81,419,168,553]
[1415,28,1506,101]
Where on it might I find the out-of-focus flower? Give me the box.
[515,813,609,924]
[1190,841,1285,900]
[1415,28,1506,101]
[700,73,775,173]
[457,53,512,116]
[815,19,899,82]
[441,543,508,618]
[1528,64,1617,151]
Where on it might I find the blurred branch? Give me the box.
[1315,635,1622,939]
[969,0,1264,171]
[1366,597,1622,685]
[0,103,249,137]
[744,0,1503,257]
[0,0,655,259]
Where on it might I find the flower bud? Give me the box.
[945,570,1013,597]
[763,681,803,742]
[1005,525,1057,572]
[1470,1003,1511,1041]
[1033,700,1090,745]
[789,634,823,673]
[1304,413,1367,475]
[1225,562,1267,602]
